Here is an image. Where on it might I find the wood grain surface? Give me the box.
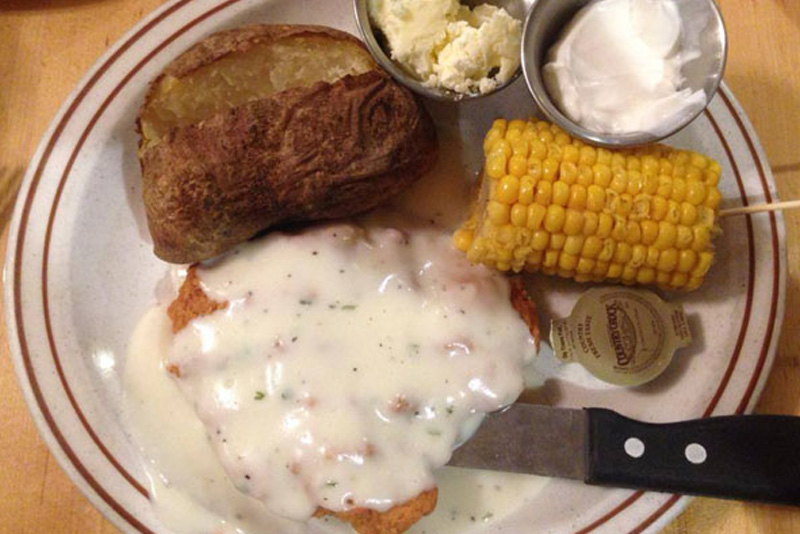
[1,1,798,533]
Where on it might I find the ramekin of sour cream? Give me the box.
[521,0,727,146]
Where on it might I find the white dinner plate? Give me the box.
[3,1,786,534]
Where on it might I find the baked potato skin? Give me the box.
[138,25,438,264]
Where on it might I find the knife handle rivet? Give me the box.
[684,443,708,465]
[624,437,645,458]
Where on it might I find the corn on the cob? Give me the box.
[453,119,722,291]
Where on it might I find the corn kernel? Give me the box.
[492,139,512,159]
[630,244,647,268]
[527,203,547,230]
[543,158,559,181]
[552,181,570,206]
[567,184,588,210]
[505,129,522,147]
[582,235,603,259]
[508,119,526,132]
[577,257,596,275]
[692,251,714,277]
[586,185,606,212]
[702,169,718,188]
[659,159,673,176]
[547,143,563,162]
[550,233,566,250]
[511,138,529,158]
[614,242,633,264]
[610,168,628,193]
[509,155,528,177]
[563,145,579,164]
[510,204,528,227]
[678,249,697,273]
[685,276,704,291]
[654,221,677,250]
[564,235,585,255]
[642,155,659,175]
[577,165,594,187]
[656,271,672,286]
[636,267,656,284]
[527,158,543,180]
[652,196,668,220]
[632,194,652,220]
[597,213,614,238]
[543,249,559,268]
[497,224,516,244]
[611,217,628,242]
[656,175,673,198]
[611,153,626,169]
[579,146,597,166]
[607,263,624,279]
[563,209,585,236]
[621,265,638,283]
[617,193,633,217]
[645,246,660,268]
[671,178,687,203]
[697,206,716,228]
[483,129,503,155]
[535,181,552,205]
[642,173,659,195]
[593,164,612,187]
[529,140,547,160]
[680,202,697,226]
[531,230,550,251]
[525,249,544,268]
[486,153,507,179]
[665,200,681,225]
[670,272,689,288]
[627,170,643,195]
[544,205,566,233]
[555,132,571,147]
[596,148,612,165]
[560,162,578,185]
[624,221,641,245]
[487,201,510,225]
[496,261,511,272]
[583,212,599,235]
[685,166,702,182]
[657,249,679,272]
[705,188,722,210]
[519,176,536,205]
[496,175,520,203]
[453,229,474,252]
[597,239,615,262]
[640,220,659,245]
[674,225,692,249]
[559,252,578,271]
[692,226,711,251]
[686,180,707,205]
[593,260,610,278]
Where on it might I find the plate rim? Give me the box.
[2,1,788,533]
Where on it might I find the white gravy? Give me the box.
[125,221,542,532]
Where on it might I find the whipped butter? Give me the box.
[542,0,707,135]
[125,221,538,530]
[369,0,521,95]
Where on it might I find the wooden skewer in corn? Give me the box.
[719,199,800,217]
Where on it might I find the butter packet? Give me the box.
[550,288,692,386]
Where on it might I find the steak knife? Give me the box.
[448,404,800,506]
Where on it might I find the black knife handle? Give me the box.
[585,408,800,505]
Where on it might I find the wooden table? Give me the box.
[1,1,798,533]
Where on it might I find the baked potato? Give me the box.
[138,25,437,263]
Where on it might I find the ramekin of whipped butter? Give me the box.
[521,0,727,146]
[354,0,525,99]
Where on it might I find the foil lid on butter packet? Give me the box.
[550,288,692,387]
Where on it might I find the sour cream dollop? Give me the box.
[542,0,706,135]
